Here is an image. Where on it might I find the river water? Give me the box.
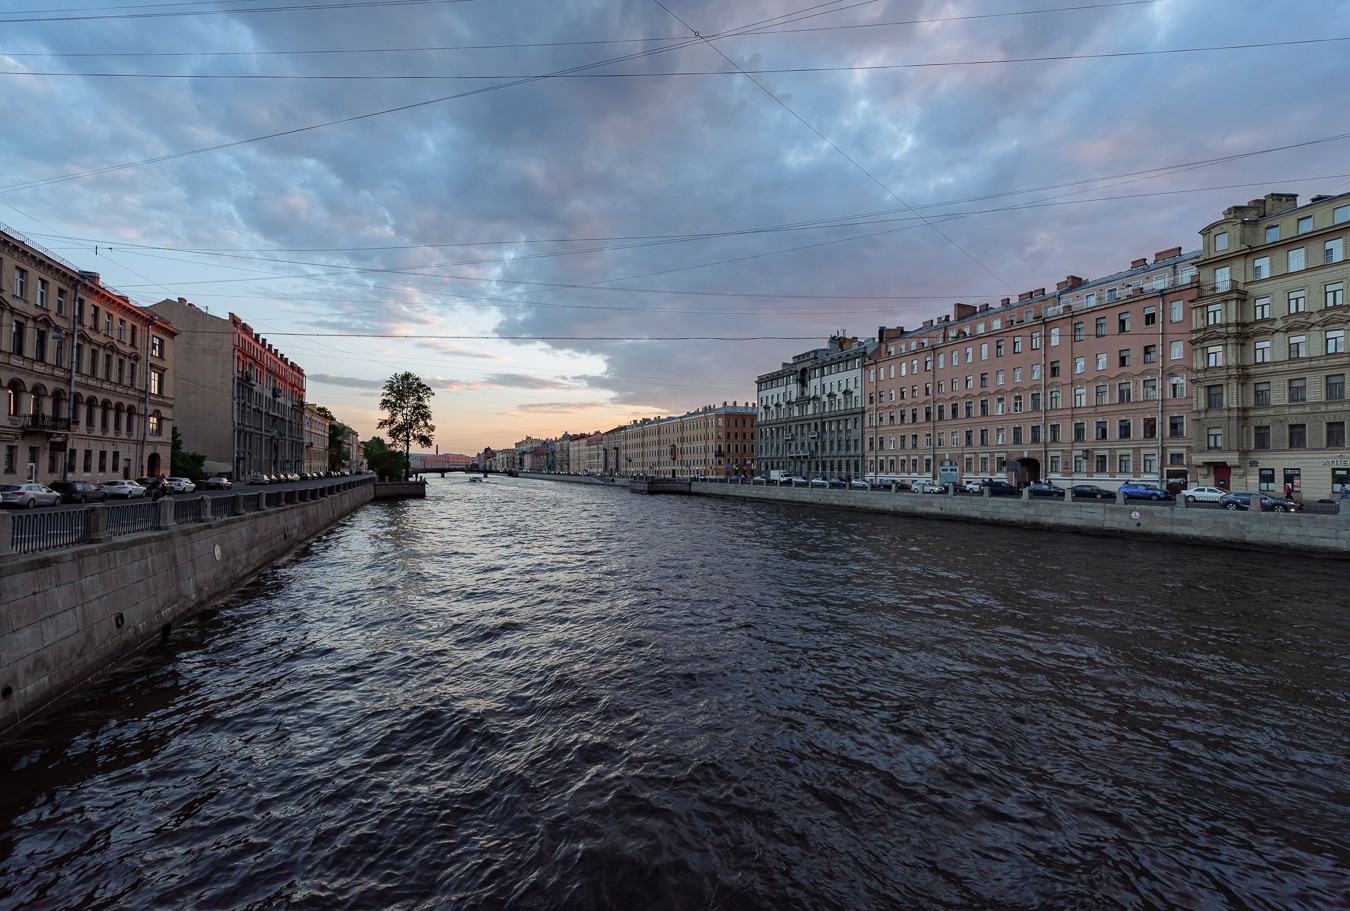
[1,477,1346,910]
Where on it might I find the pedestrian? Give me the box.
[1284,483,1293,499]
[1340,484,1348,501]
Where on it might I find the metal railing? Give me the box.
[106,501,159,537]
[8,509,90,553]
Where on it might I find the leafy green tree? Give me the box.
[377,372,435,480]
[364,436,388,454]
[170,426,207,479]
[367,450,407,481]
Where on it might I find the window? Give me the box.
[1169,376,1186,399]
[37,278,49,308]
[1050,327,1061,346]
[1074,357,1085,375]
[1288,335,1306,359]
[1073,421,1086,442]
[1214,266,1231,292]
[10,319,23,355]
[1117,381,1132,403]
[1265,225,1280,243]
[1118,454,1131,474]
[1254,425,1271,450]
[1206,346,1223,367]
[1049,389,1062,409]
[1297,215,1313,234]
[1327,282,1345,309]
[56,289,66,315]
[1119,349,1131,367]
[149,369,163,396]
[1169,415,1186,438]
[1288,289,1306,314]
[1013,336,1022,354]
[1118,419,1132,439]
[1329,421,1346,448]
[1095,317,1107,337]
[1336,205,1350,224]
[1095,353,1107,371]
[1143,417,1157,439]
[1119,313,1131,333]
[13,267,27,298]
[1214,231,1229,251]
[996,370,1005,385]
[1095,420,1108,440]
[1170,341,1185,361]
[1253,256,1270,280]
[1170,299,1184,322]
[1031,332,1041,350]
[1288,378,1306,403]
[1288,424,1306,449]
[1328,329,1345,354]
[1012,426,1023,445]
[1253,382,1271,406]
[1206,302,1223,325]
[1073,387,1086,407]
[996,340,1005,357]
[1254,340,1271,363]
[1073,322,1084,342]
[1050,360,1060,377]
[1095,453,1108,472]
[1095,384,1108,406]
[980,343,988,360]
[1207,427,1223,450]
[105,313,113,335]
[1326,237,1344,264]
[1206,384,1224,408]
[1142,377,1158,400]
[1329,374,1346,400]
[1254,297,1271,320]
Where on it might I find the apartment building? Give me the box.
[624,403,757,478]
[303,403,330,474]
[755,335,874,480]
[147,298,306,479]
[1191,191,1350,498]
[866,249,1199,488]
[2,226,175,484]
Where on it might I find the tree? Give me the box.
[364,436,388,454]
[377,372,435,479]
[170,426,207,479]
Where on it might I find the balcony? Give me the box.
[22,414,72,434]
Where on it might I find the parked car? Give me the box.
[1219,491,1303,512]
[48,480,108,503]
[136,476,160,490]
[849,479,871,490]
[785,476,809,486]
[1026,482,1066,498]
[1119,481,1174,501]
[979,479,1021,496]
[0,482,62,508]
[809,477,829,488]
[167,477,196,494]
[1070,484,1114,500]
[827,477,847,488]
[101,479,147,499]
[249,473,270,485]
[1180,486,1226,504]
[202,475,233,490]
[914,480,948,494]
[962,479,988,493]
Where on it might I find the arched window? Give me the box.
[86,398,96,428]
[126,406,136,436]
[114,402,124,433]
[6,380,22,417]
[101,401,111,432]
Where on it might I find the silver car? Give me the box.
[0,483,62,508]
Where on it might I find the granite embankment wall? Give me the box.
[515,473,1348,557]
[689,485,1350,557]
[0,480,374,736]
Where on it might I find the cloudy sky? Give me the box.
[4,0,1348,453]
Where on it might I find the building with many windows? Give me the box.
[2,226,175,484]
[623,403,757,479]
[865,248,1200,488]
[755,335,873,481]
[147,298,306,480]
[1191,191,1350,498]
[303,403,329,474]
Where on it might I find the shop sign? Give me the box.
[1322,453,1350,467]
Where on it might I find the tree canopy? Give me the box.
[376,372,435,479]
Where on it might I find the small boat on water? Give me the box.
[469,476,486,482]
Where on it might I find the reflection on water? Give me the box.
[2,477,1346,910]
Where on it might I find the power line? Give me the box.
[9,36,1346,80]
[0,0,477,25]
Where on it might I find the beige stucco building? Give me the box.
[1191,190,1350,499]
[624,403,756,479]
[2,226,175,484]
[304,403,329,474]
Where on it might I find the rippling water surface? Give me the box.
[2,477,1347,910]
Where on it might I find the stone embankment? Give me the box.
[516,474,1349,558]
[1,477,375,735]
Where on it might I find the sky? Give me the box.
[3,0,1348,454]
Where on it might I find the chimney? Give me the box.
[877,326,906,342]
[1000,298,1010,306]
[1264,192,1298,214]
[979,303,991,312]
[1153,246,1182,263]
[1018,292,1033,302]
[952,303,977,320]
[1131,258,1148,269]
[922,319,934,328]
[1033,288,1046,297]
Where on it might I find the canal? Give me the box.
[1,476,1345,910]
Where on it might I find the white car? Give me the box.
[0,482,62,508]
[101,479,146,499]
[849,479,871,490]
[963,479,987,493]
[167,477,196,494]
[1180,486,1225,504]
[915,480,948,494]
[809,477,829,487]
